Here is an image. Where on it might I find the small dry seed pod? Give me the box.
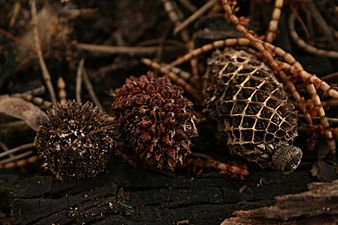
[110,72,198,170]
[34,101,117,180]
[203,48,302,174]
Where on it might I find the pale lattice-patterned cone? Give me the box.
[203,48,302,173]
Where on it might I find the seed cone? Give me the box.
[35,101,118,180]
[111,72,198,170]
[203,49,302,173]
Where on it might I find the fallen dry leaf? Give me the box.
[0,95,46,130]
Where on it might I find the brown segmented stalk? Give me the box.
[221,0,336,154]
[265,0,284,43]
[170,38,251,66]
[57,77,67,106]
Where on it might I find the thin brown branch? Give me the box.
[76,43,180,55]
[288,13,338,58]
[298,114,338,123]
[19,94,52,109]
[265,0,283,43]
[75,59,85,103]
[307,0,338,50]
[9,1,21,27]
[321,72,338,81]
[322,99,338,108]
[178,0,197,13]
[57,77,67,106]
[161,0,190,42]
[12,85,45,97]
[0,143,34,162]
[83,69,105,113]
[30,0,57,105]
[290,5,311,39]
[174,0,218,34]
[188,152,249,180]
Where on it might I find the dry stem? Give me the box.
[83,69,105,112]
[30,0,57,105]
[76,43,179,55]
[174,0,218,34]
[75,59,85,103]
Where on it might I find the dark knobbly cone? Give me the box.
[110,72,198,170]
[35,101,118,180]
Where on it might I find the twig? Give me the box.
[290,5,311,39]
[66,8,98,20]
[98,60,140,75]
[83,69,105,112]
[57,77,67,106]
[136,38,186,48]
[174,0,218,34]
[307,0,338,50]
[9,1,21,27]
[162,0,184,27]
[76,43,180,55]
[265,0,283,43]
[187,39,200,84]
[0,151,37,169]
[177,0,197,13]
[0,142,9,151]
[30,0,57,105]
[75,59,85,103]
[188,152,249,180]
[0,143,34,162]
[161,0,199,86]
[161,0,190,42]
[288,13,338,58]
[4,155,38,169]
[0,150,34,165]
[0,142,11,160]
[12,86,51,109]
[322,99,338,108]
[19,94,52,109]
[0,143,33,158]
[298,114,338,123]
[321,72,338,81]
[12,85,45,97]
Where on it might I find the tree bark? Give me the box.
[221,179,338,225]
[0,160,313,225]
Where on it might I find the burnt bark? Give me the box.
[0,159,314,225]
[221,179,338,225]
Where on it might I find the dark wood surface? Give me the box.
[0,159,313,225]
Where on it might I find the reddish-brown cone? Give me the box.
[110,72,198,170]
[35,101,118,180]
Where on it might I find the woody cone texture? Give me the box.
[35,101,118,180]
[203,49,302,173]
[111,72,198,170]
